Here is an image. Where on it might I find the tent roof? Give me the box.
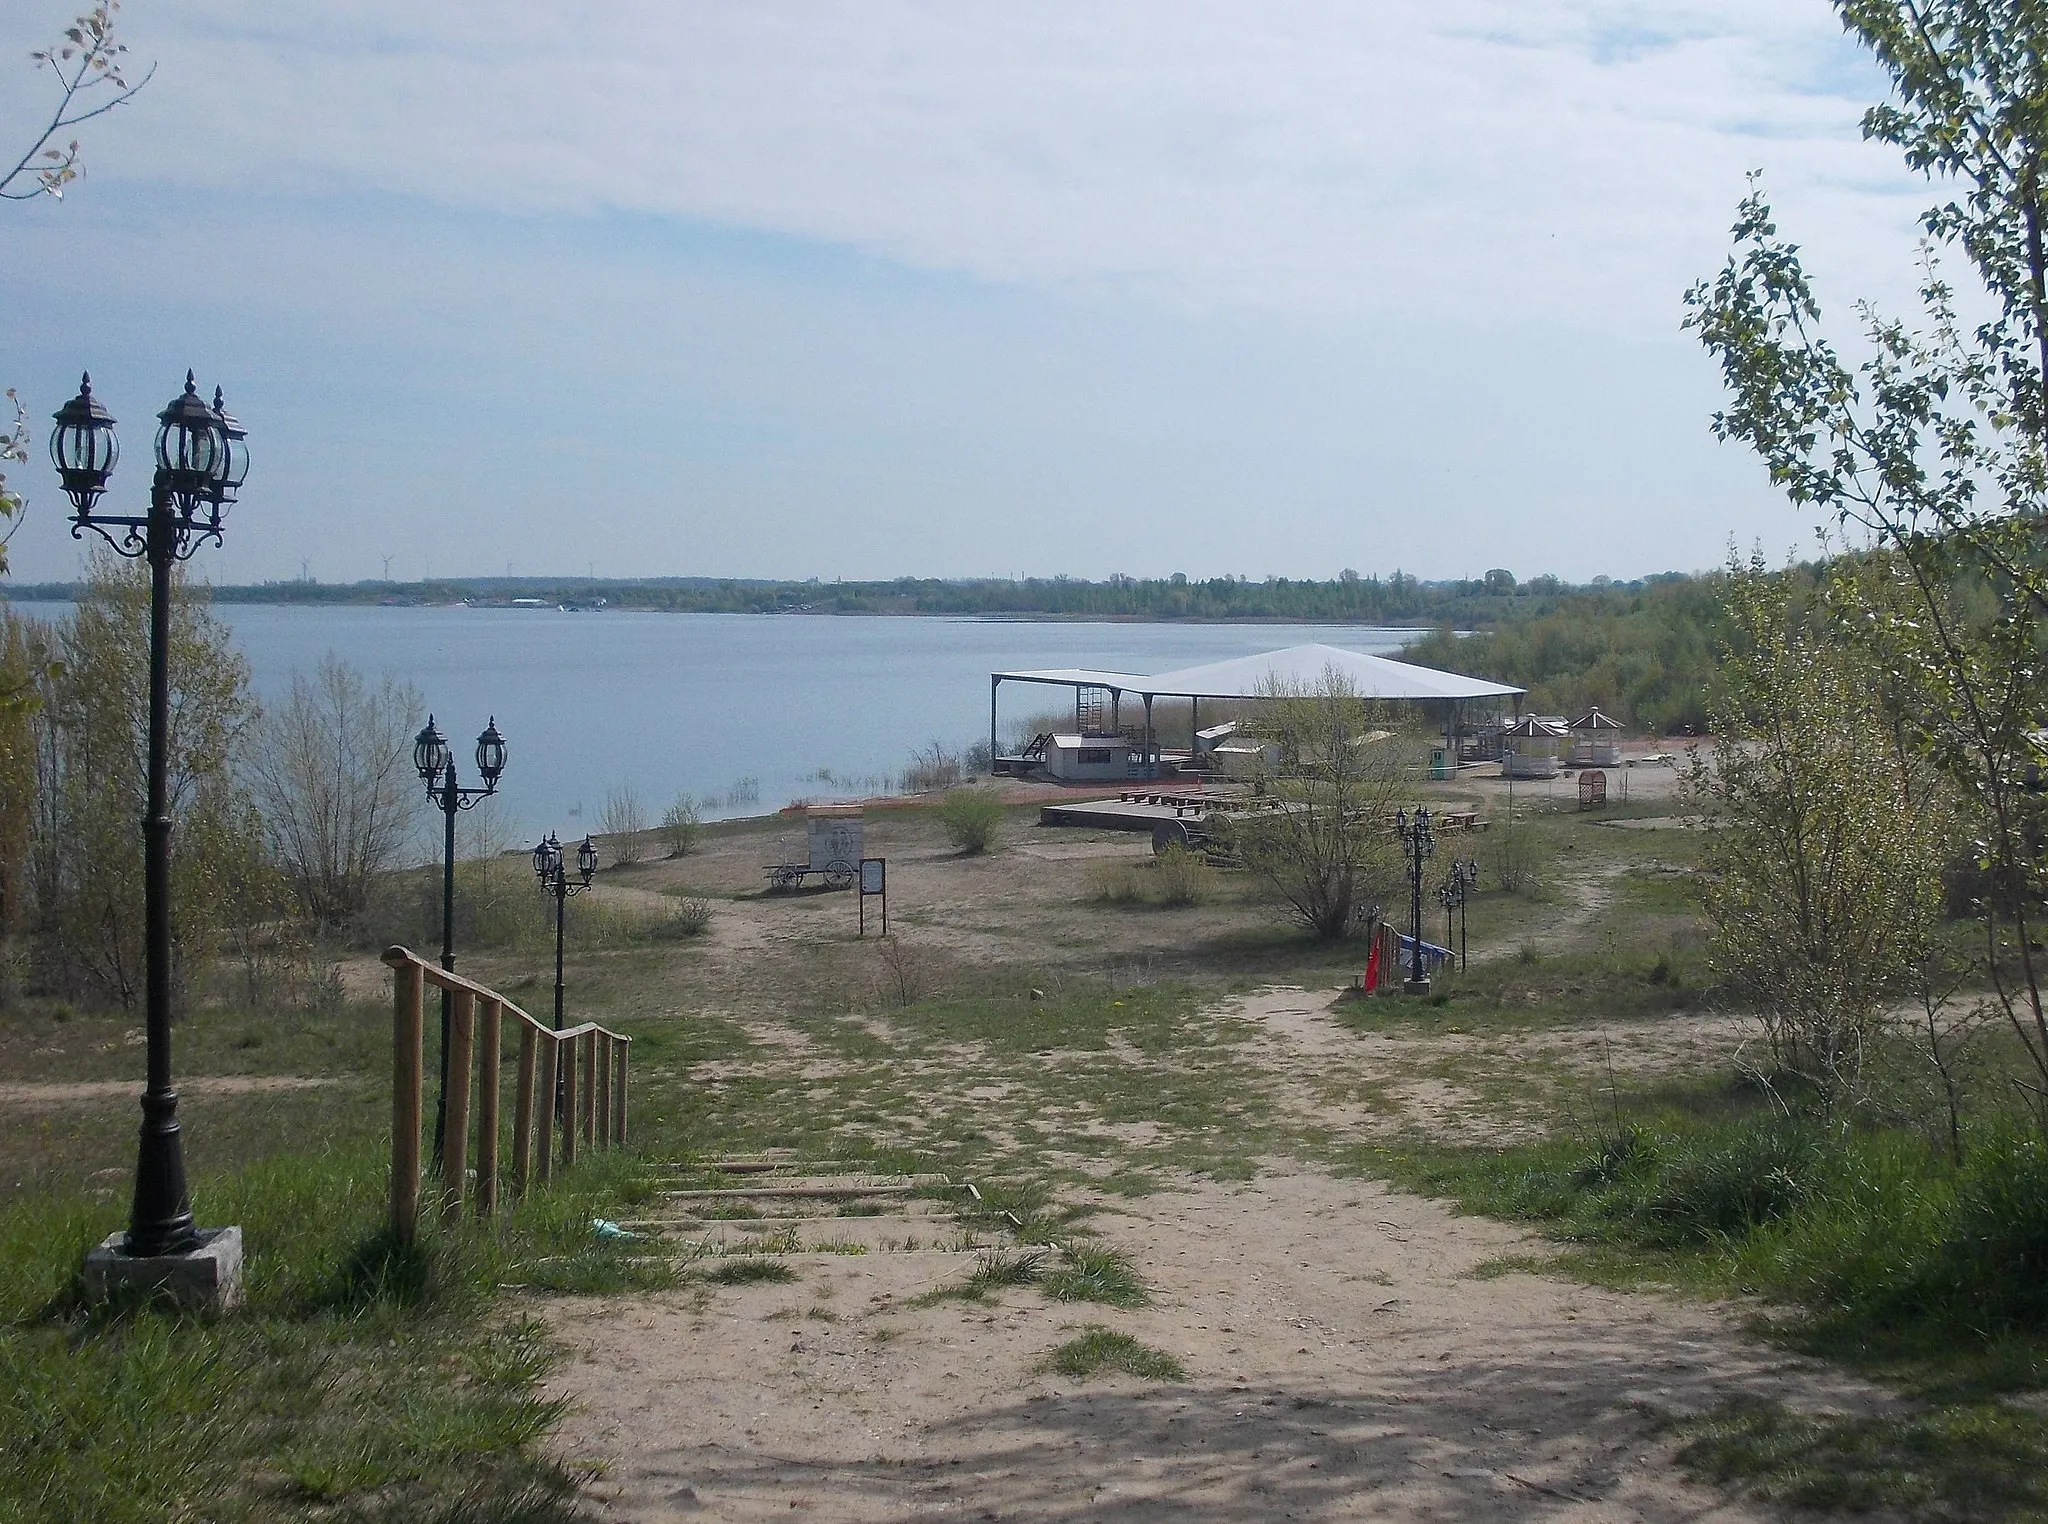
[992,666,1147,688]
[1133,643,1523,702]
[1570,707,1625,731]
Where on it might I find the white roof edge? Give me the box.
[994,667,1148,686]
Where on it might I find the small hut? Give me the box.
[1568,707,1625,768]
[1502,715,1567,779]
[1044,733,1130,783]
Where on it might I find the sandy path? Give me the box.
[0,1075,339,1109]
[546,1168,1885,1521]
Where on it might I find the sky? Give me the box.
[0,2,1943,586]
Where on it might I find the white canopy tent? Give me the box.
[989,642,1524,778]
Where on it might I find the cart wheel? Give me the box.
[771,867,799,891]
[824,859,856,890]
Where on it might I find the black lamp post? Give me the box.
[50,371,249,1259]
[534,833,597,1113]
[1395,807,1434,994]
[414,714,507,1163]
[1440,858,1479,970]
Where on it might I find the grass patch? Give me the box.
[0,1144,662,1523]
[707,1258,797,1285]
[1664,1396,2048,1521]
[1040,1325,1185,1382]
[1043,1243,1149,1308]
[1085,846,1217,908]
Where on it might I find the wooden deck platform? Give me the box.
[1038,794,1229,831]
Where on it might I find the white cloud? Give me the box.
[64,1,1928,327]
[0,3,1959,584]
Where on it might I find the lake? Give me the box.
[18,604,1428,842]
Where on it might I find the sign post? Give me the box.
[858,857,887,937]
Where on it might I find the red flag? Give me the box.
[1363,934,1381,992]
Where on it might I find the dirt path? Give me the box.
[544,980,1881,1522]
[546,1167,1885,1522]
[0,1075,339,1110]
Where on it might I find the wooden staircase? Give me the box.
[617,1153,1013,1264]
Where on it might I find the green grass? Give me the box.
[1043,1243,1150,1308]
[1663,1397,2048,1521]
[0,1146,672,1524]
[707,1258,797,1285]
[1039,1325,1185,1382]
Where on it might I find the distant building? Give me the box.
[1044,734,1131,783]
[1502,715,1567,779]
[1568,707,1626,768]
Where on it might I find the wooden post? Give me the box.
[612,1039,629,1146]
[476,995,502,1218]
[595,1037,612,1150]
[390,954,424,1244]
[536,1035,558,1184]
[512,1021,537,1197]
[561,1033,578,1169]
[441,986,475,1217]
[579,1029,598,1149]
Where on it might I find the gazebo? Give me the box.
[989,642,1524,780]
[1567,707,1626,768]
[1502,715,1567,780]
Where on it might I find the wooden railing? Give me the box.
[382,945,632,1244]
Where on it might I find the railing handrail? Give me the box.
[383,944,631,1242]
[381,945,632,1047]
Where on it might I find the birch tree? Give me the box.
[1686,0,2048,1110]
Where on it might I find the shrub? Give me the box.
[1085,849,1213,907]
[1489,820,1552,897]
[938,787,1003,854]
[900,741,962,794]
[599,786,648,865]
[1086,860,1143,904]
[1151,844,1214,906]
[660,794,700,857]
[1645,1126,1818,1245]
[651,897,714,940]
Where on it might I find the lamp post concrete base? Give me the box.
[1403,977,1432,996]
[83,1225,243,1312]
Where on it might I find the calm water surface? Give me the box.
[32,605,1426,842]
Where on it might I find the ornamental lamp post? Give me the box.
[1395,807,1434,994]
[414,713,507,1164]
[55,372,251,1305]
[533,831,598,1038]
[1436,858,1479,970]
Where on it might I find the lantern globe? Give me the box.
[48,373,118,510]
[533,832,562,884]
[413,717,449,784]
[154,372,222,496]
[206,386,249,507]
[475,717,506,786]
[577,836,598,882]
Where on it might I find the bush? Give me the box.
[901,742,962,794]
[1645,1126,1818,1245]
[1085,848,1213,907]
[651,897,715,940]
[1086,860,1143,904]
[660,795,700,857]
[938,787,1003,854]
[1152,844,1214,906]
[598,786,648,865]
[1488,820,1552,897]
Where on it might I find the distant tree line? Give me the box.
[2,567,1700,625]
[1400,574,1732,733]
